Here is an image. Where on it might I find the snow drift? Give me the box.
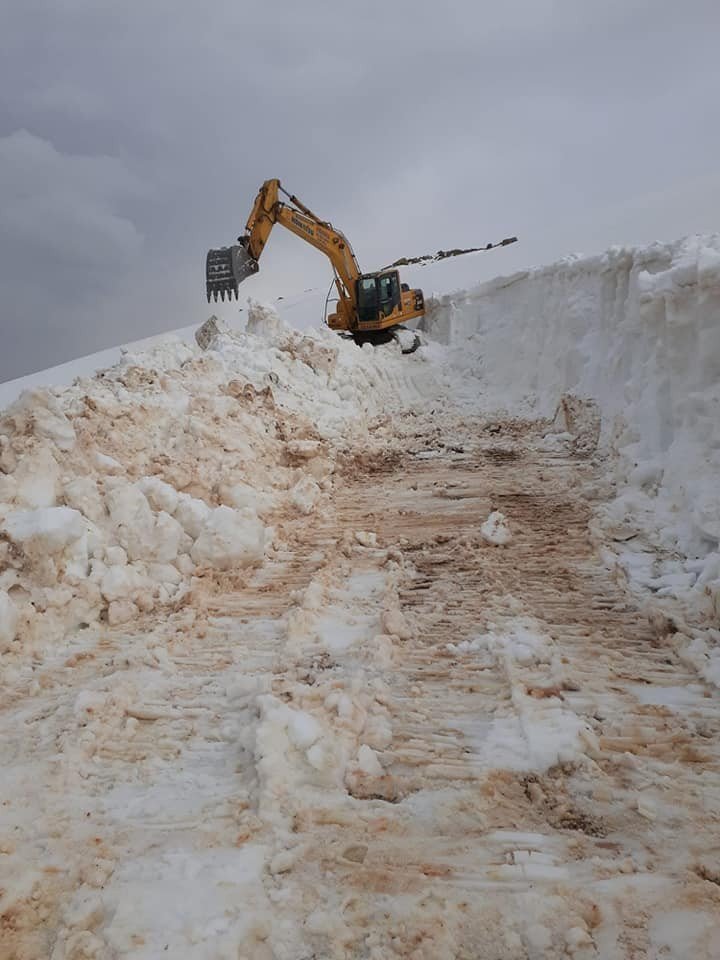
[422,235,720,565]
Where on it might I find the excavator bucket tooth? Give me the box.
[205,245,258,303]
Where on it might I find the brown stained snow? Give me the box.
[1,408,720,959]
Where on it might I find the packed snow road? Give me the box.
[2,402,719,958]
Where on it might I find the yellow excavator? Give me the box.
[205,179,425,340]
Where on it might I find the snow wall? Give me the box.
[422,235,720,558]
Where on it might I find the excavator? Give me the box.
[206,179,517,343]
[205,179,425,341]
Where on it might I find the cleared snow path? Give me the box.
[3,409,719,959]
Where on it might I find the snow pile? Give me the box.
[423,235,720,576]
[0,302,433,653]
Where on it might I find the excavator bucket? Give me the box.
[205,244,259,302]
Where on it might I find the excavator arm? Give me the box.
[206,179,361,327]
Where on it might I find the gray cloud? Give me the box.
[1,0,719,380]
[0,130,143,269]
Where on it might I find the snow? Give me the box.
[2,237,720,958]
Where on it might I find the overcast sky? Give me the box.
[1,0,718,381]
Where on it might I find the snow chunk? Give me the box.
[3,506,86,552]
[94,451,123,474]
[354,531,377,548]
[108,599,139,625]
[175,495,211,539]
[678,630,720,688]
[137,477,180,515]
[11,388,76,450]
[287,439,322,460]
[450,623,552,667]
[190,505,265,570]
[105,545,128,566]
[106,482,153,538]
[355,744,383,776]
[286,709,322,749]
[246,299,286,338]
[481,510,512,545]
[14,445,60,508]
[194,314,226,350]
[33,405,76,450]
[290,476,321,515]
[100,565,148,602]
[220,481,276,517]
[64,477,105,523]
[0,591,18,651]
[381,606,412,640]
[105,483,184,562]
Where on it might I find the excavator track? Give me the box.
[205,244,258,302]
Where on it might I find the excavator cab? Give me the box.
[357,271,401,324]
[354,270,424,332]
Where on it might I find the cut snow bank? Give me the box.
[422,235,720,561]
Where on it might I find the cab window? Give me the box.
[378,272,400,316]
[357,276,378,322]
